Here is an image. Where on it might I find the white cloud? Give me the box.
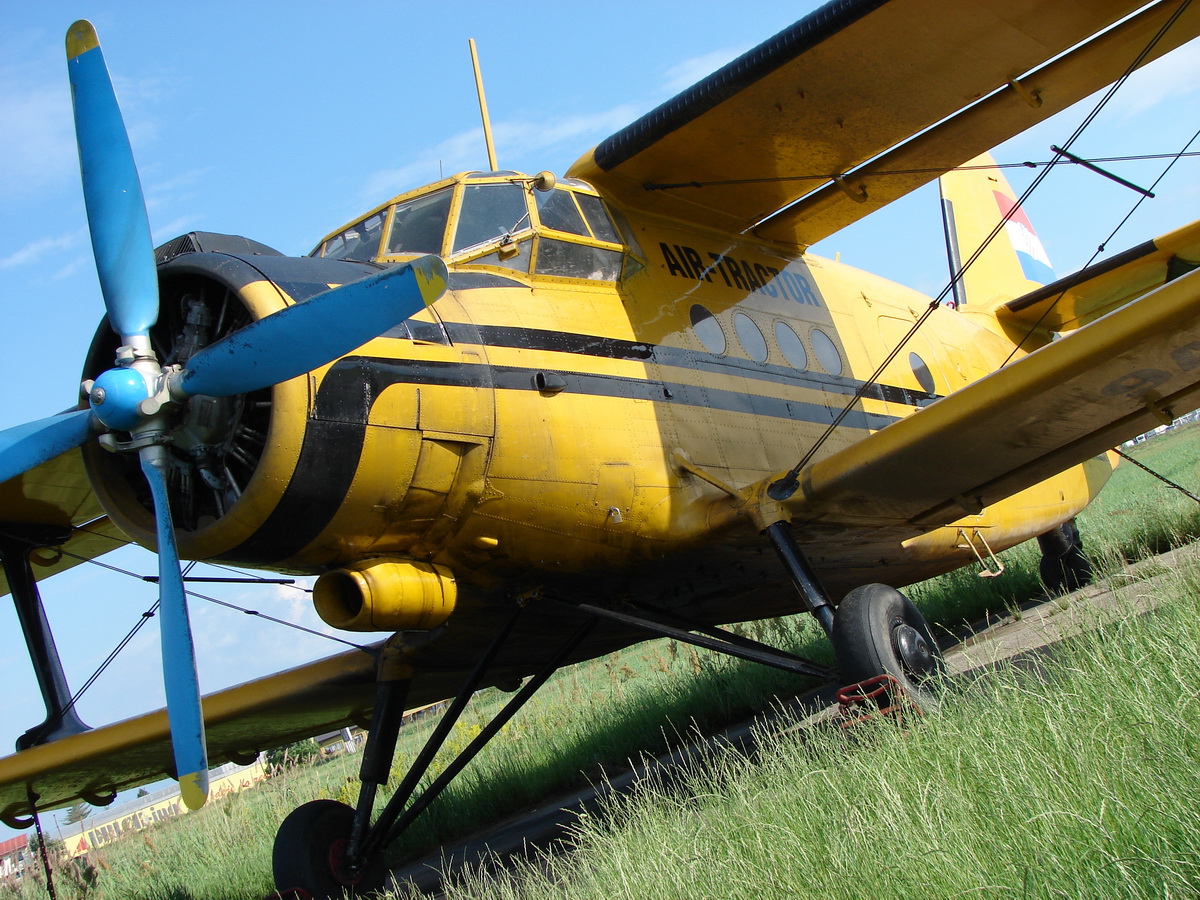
[1106,35,1200,118]
[494,103,643,154]
[359,102,642,202]
[0,78,76,201]
[151,216,201,245]
[0,233,79,269]
[52,256,89,281]
[662,46,749,94]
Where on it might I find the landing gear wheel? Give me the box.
[1037,519,1092,595]
[831,583,946,710]
[273,800,387,899]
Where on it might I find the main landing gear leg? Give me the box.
[765,521,946,708]
[271,606,597,899]
[0,528,91,750]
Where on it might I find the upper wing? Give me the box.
[749,252,1200,535]
[568,0,1200,250]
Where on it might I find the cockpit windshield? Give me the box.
[312,172,637,282]
[386,189,452,256]
[317,210,386,261]
[452,183,530,253]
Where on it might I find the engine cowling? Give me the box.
[80,233,387,564]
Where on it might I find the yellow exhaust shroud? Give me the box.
[313,559,456,631]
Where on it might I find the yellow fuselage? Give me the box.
[88,176,1112,634]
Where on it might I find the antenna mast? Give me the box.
[468,39,499,172]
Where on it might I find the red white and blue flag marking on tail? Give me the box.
[993,191,1055,285]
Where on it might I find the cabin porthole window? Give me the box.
[689,305,726,355]
[811,328,843,376]
[774,322,808,370]
[910,352,936,394]
[734,312,768,363]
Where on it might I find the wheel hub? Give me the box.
[327,837,364,887]
[892,621,935,678]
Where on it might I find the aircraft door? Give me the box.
[876,315,952,417]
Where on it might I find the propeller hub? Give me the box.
[89,366,153,431]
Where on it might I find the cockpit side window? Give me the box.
[576,194,620,243]
[535,188,588,236]
[386,189,452,256]
[535,239,622,281]
[452,183,530,253]
[319,211,386,261]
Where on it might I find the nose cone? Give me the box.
[89,366,152,431]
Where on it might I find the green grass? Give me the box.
[6,424,1200,899]
[437,565,1200,899]
[1081,432,1200,571]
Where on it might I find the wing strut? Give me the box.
[0,530,91,750]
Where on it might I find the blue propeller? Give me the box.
[0,410,97,486]
[175,258,448,400]
[140,447,209,809]
[0,21,447,810]
[67,20,158,345]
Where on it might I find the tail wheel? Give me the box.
[273,800,386,899]
[831,583,946,710]
[1037,519,1093,595]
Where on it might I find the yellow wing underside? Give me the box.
[568,0,1200,250]
[0,448,124,596]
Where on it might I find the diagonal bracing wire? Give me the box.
[1000,120,1200,365]
[769,0,1196,500]
[645,150,1200,191]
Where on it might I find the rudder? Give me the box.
[939,152,1054,311]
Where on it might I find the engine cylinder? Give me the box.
[313,559,456,632]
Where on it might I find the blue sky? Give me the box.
[1,1,1199,837]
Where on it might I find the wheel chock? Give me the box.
[835,674,920,727]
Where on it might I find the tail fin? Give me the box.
[939,152,1054,310]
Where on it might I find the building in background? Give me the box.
[0,834,29,884]
[58,759,266,858]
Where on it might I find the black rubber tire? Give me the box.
[831,583,946,710]
[1037,520,1093,595]
[272,799,387,899]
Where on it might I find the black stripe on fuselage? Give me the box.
[449,322,937,409]
[225,332,920,564]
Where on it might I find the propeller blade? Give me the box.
[139,448,209,809]
[175,254,448,399]
[66,20,158,343]
[0,409,96,484]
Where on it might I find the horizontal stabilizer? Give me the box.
[999,218,1200,346]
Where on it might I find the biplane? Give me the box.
[3,0,1200,895]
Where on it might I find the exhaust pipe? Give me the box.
[314,559,456,632]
